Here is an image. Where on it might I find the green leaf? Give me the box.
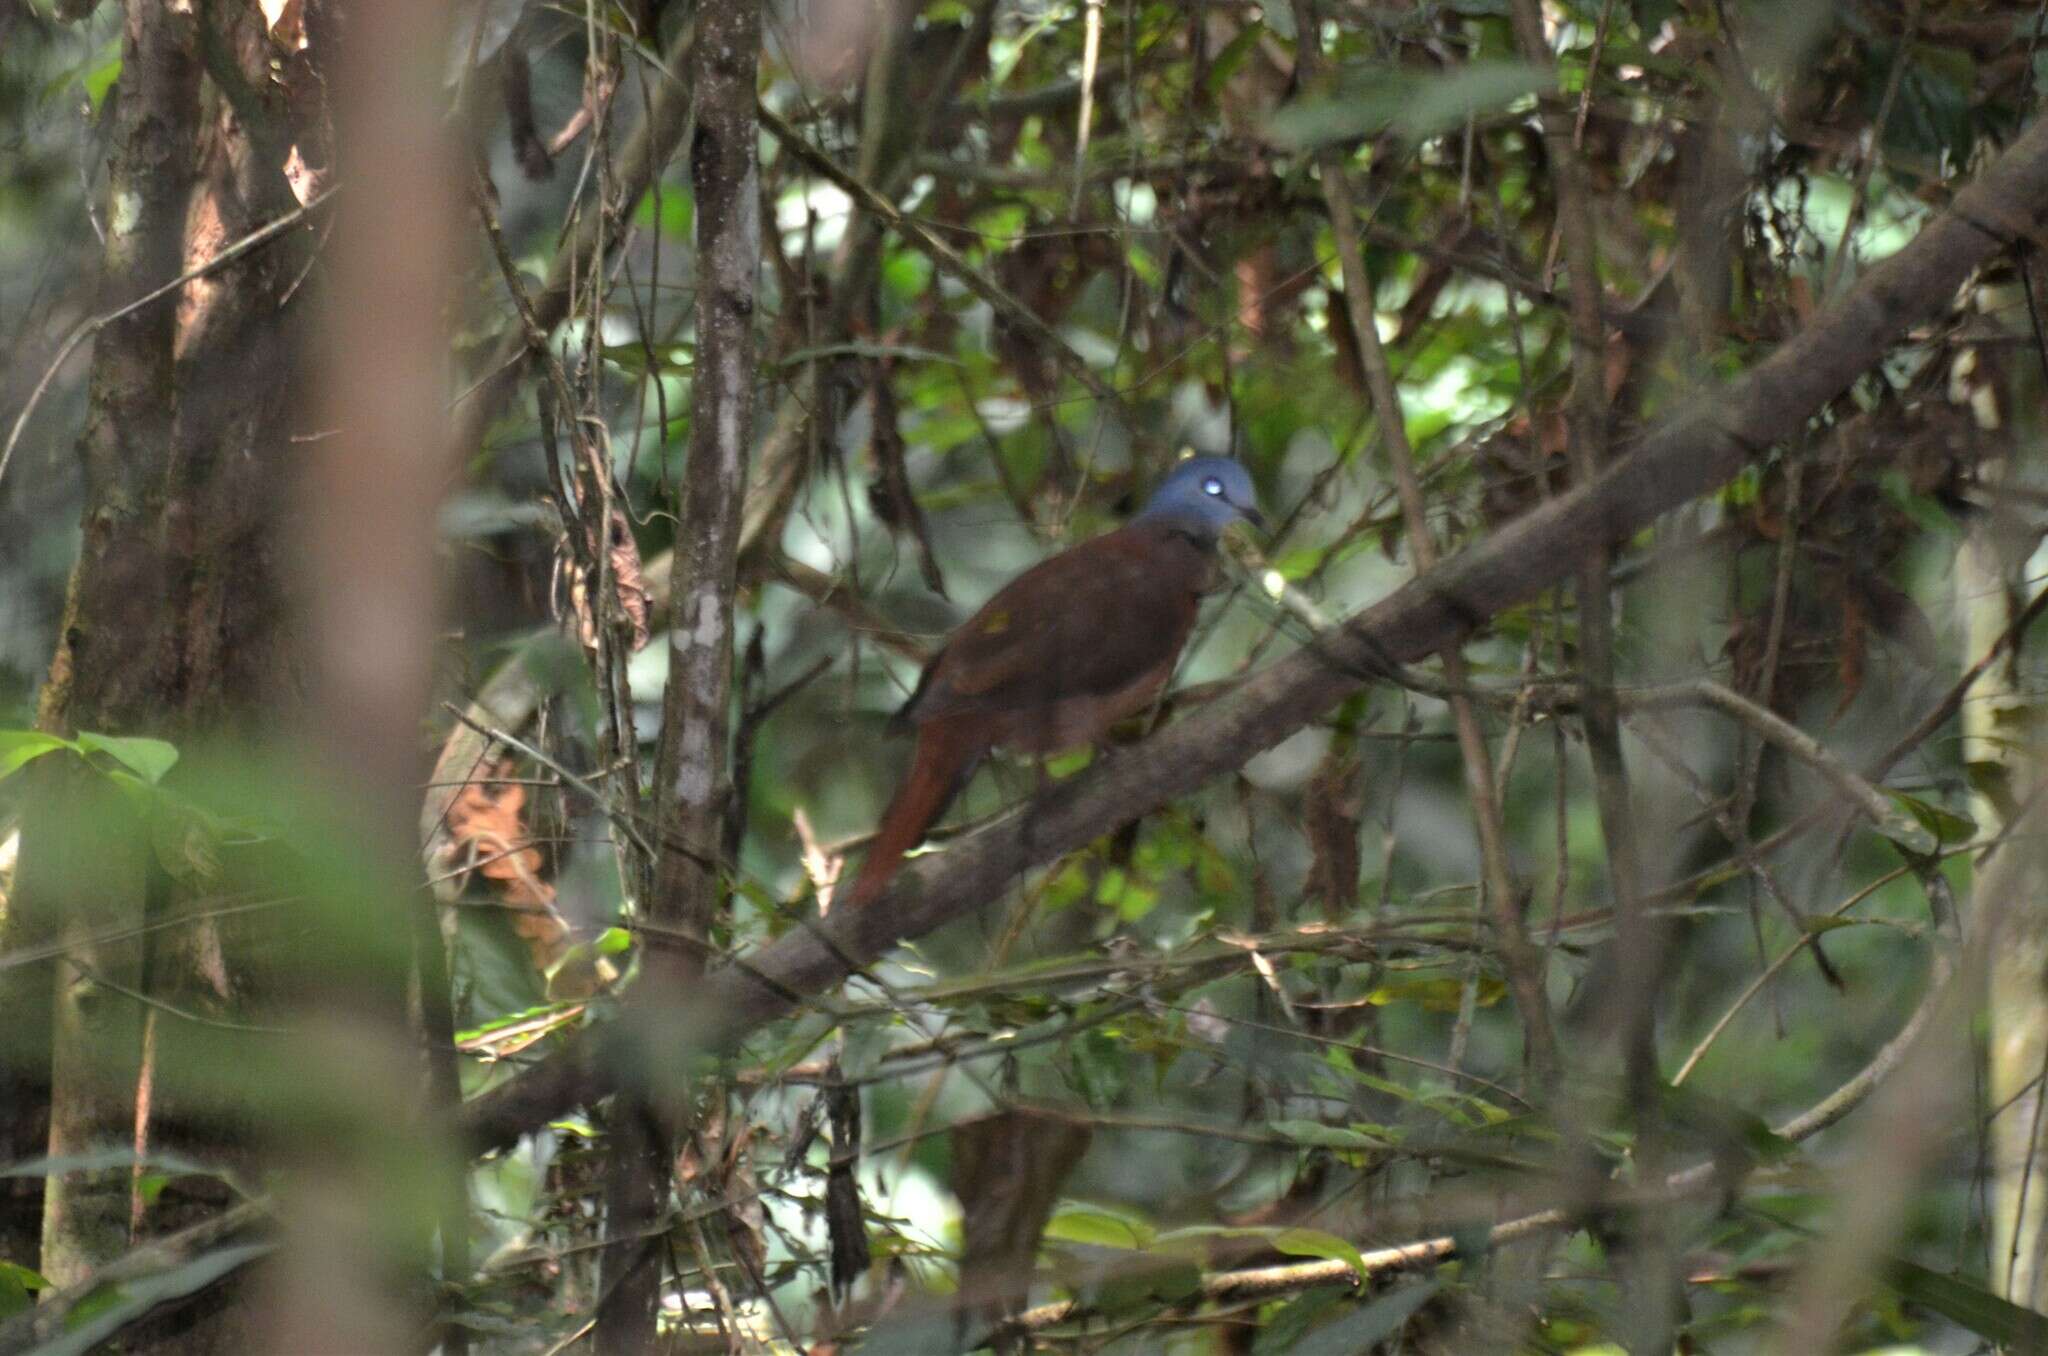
[1045,1205,1156,1250]
[81,50,123,111]
[0,1147,228,1181]
[1070,1027,1129,1106]
[74,731,180,784]
[1050,1242,1202,1316]
[1253,1286,1349,1353]
[0,729,70,783]
[1885,1257,2048,1346]
[599,342,692,375]
[1154,1224,1369,1281]
[1205,21,1267,96]
[42,1243,273,1356]
[1268,61,1553,148]
[1293,1279,1443,1356]
[0,1261,46,1290]
[632,185,691,237]
[0,1260,47,1320]
[1273,1227,1372,1279]
[1266,1119,1389,1152]
[1884,789,1972,851]
[452,909,550,1028]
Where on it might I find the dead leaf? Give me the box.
[438,758,576,978]
[825,1077,870,1297]
[794,807,844,915]
[561,508,651,654]
[865,360,948,598]
[261,0,304,47]
[952,1109,1093,1336]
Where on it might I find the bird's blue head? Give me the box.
[1134,455,1265,540]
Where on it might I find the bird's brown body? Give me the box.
[844,519,1218,908]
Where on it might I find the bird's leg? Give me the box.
[1031,753,1055,796]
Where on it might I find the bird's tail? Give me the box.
[845,723,979,908]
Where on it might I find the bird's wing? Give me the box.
[907,525,1209,721]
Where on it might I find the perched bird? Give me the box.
[845,455,1264,908]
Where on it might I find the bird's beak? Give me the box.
[1239,504,1267,531]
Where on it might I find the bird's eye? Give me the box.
[1202,477,1224,496]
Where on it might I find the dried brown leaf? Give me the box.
[438,758,572,974]
[952,1109,1092,1331]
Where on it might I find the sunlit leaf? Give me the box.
[1045,1205,1156,1250]
[0,729,70,783]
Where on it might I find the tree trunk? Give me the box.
[596,0,762,1348]
[8,1,309,1344]
[1967,364,2048,1306]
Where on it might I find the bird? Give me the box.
[844,455,1264,908]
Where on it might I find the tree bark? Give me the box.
[19,0,203,1303]
[1964,354,2048,1305]
[6,1,312,1345]
[597,0,761,1348]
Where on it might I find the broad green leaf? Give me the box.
[0,1261,45,1289]
[1884,789,1972,851]
[1,1147,228,1181]
[1885,1257,2048,1347]
[80,51,122,111]
[1205,21,1267,96]
[1254,1286,1349,1354]
[0,1260,46,1320]
[1070,1027,1128,1107]
[1294,1278,1443,1356]
[0,729,69,782]
[74,731,180,784]
[452,909,550,1028]
[41,1243,273,1356]
[1045,1205,1156,1250]
[1050,1242,1203,1316]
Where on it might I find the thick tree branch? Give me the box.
[460,111,2048,1157]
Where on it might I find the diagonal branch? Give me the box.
[460,110,2048,1156]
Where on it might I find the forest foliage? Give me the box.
[4,0,2048,1352]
